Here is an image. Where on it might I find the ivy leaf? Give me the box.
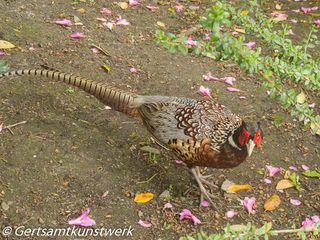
[302,170,320,178]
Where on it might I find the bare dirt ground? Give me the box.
[0,0,319,239]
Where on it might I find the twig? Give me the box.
[1,121,27,135]
[90,44,110,57]
[137,173,158,184]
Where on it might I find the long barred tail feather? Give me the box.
[0,69,139,116]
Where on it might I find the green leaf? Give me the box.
[0,60,9,73]
[302,170,320,178]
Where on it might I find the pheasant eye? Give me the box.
[253,129,263,146]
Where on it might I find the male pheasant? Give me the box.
[0,69,263,206]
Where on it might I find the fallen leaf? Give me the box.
[156,21,166,28]
[296,92,306,104]
[264,194,281,211]
[138,219,152,228]
[227,184,252,193]
[117,2,128,9]
[302,170,320,178]
[134,192,154,203]
[234,28,245,33]
[77,8,86,13]
[276,179,294,190]
[101,64,111,73]
[140,146,160,155]
[275,4,282,10]
[0,40,15,49]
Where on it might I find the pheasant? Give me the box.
[0,69,263,206]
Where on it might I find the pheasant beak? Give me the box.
[246,139,255,157]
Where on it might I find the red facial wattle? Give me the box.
[239,128,250,146]
[253,129,263,146]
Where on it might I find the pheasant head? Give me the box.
[230,122,263,157]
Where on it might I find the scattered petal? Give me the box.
[105,106,112,110]
[115,16,130,25]
[226,210,237,219]
[266,90,271,95]
[202,72,219,81]
[68,208,96,227]
[309,103,315,108]
[0,51,5,56]
[129,0,139,7]
[301,215,320,229]
[315,19,320,28]
[301,164,309,171]
[300,7,312,14]
[203,33,210,40]
[289,166,298,171]
[186,38,197,47]
[264,194,281,211]
[91,48,100,54]
[220,76,236,85]
[100,8,112,16]
[291,19,298,24]
[103,22,114,30]
[287,29,294,35]
[290,199,301,206]
[129,67,137,73]
[239,96,246,100]
[175,160,184,165]
[232,31,239,36]
[227,87,240,92]
[240,197,256,214]
[244,41,256,49]
[55,19,73,27]
[200,200,209,207]
[138,219,152,228]
[146,5,159,11]
[0,123,3,132]
[179,209,201,225]
[270,12,288,19]
[134,192,154,203]
[199,85,211,98]
[264,178,272,184]
[163,203,173,209]
[175,4,184,13]
[266,165,282,177]
[70,32,85,39]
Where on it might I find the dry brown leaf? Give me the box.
[0,40,15,49]
[156,21,166,28]
[276,179,294,190]
[264,194,281,211]
[234,28,246,34]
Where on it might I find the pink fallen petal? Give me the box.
[0,51,5,56]
[231,31,239,36]
[146,5,159,11]
[240,197,256,214]
[100,8,112,16]
[266,165,282,177]
[179,209,201,225]
[290,199,301,206]
[239,96,246,100]
[129,67,137,73]
[309,103,315,108]
[175,160,184,165]
[129,0,139,7]
[199,85,211,98]
[105,106,112,110]
[301,165,309,171]
[277,189,284,193]
[315,19,320,28]
[91,47,100,54]
[115,16,130,26]
[203,33,210,40]
[138,219,152,228]
[163,203,173,209]
[0,123,3,133]
[55,19,73,27]
[301,215,319,229]
[226,210,237,218]
[266,90,271,95]
[226,87,240,92]
[301,7,312,13]
[103,22,114,30]
[202,72,219,81]
[287,29,294,35]
[175,4,184,13]
[244,41,256,49]
[270,12,288,19]
[289,166,298,171]
[200,200,209,207]
[220,76,236,85]
[186,38,197,47]
[264,178,272,184]
[291,19,298,24]
[70,32,85,39]
[68,208,96,227]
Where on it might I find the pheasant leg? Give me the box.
[195,167,218,188]
[190,168,218,209]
